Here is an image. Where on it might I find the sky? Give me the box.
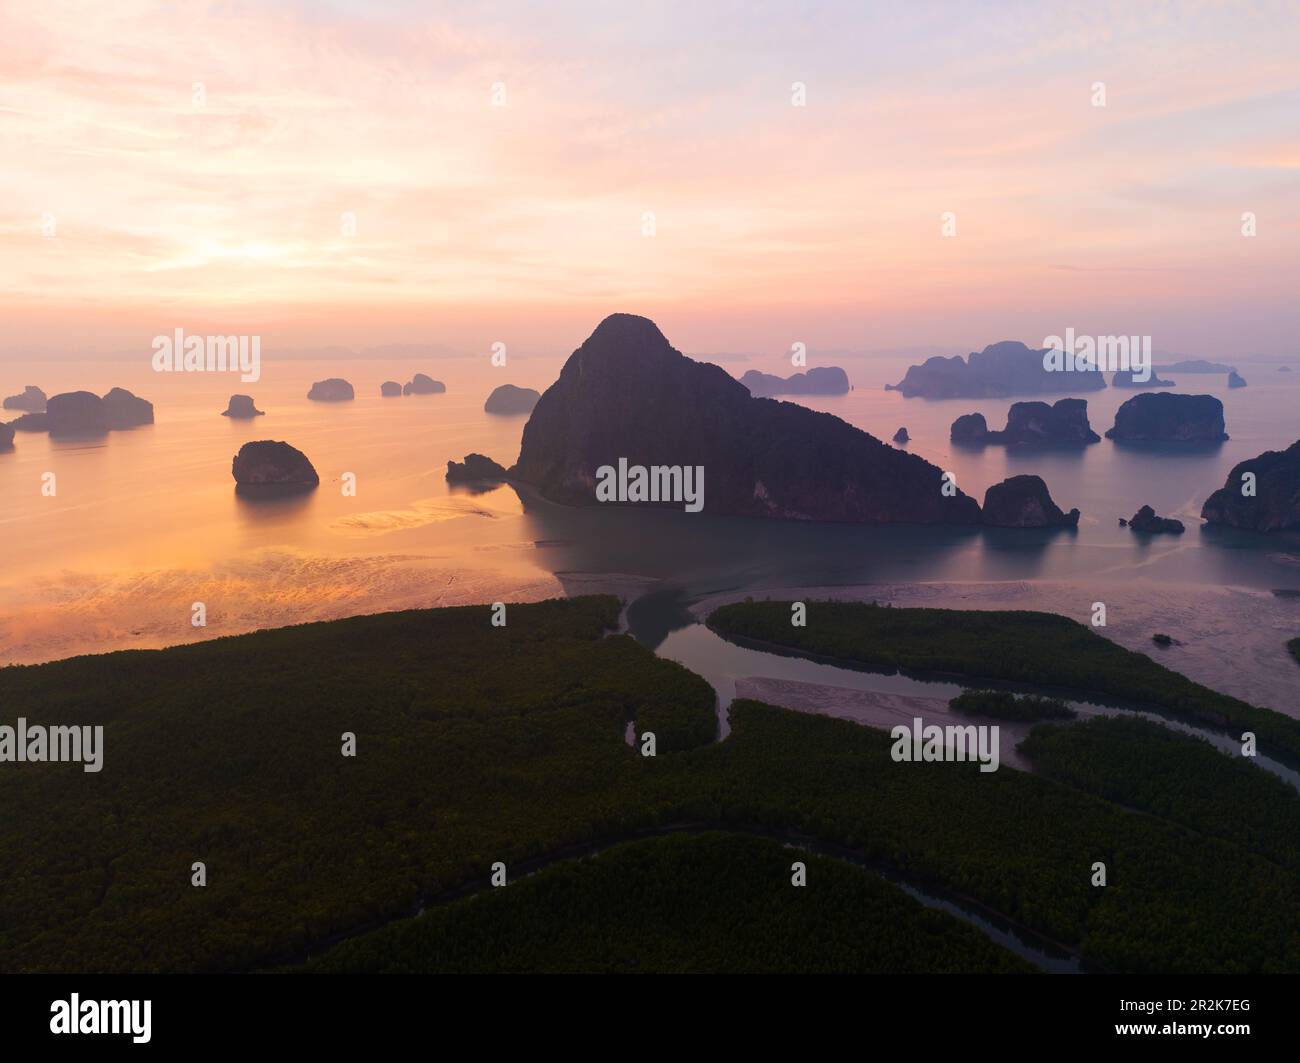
[1,0,1298,359]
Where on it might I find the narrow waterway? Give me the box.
[629,586,1300,790]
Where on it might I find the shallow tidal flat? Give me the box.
[695,579,1300,719]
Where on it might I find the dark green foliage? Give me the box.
[303,832,1034,973]
[1020,716,1300,873]
[0,597,715,973]
[707,599,1300,768]
[682,702,1300,974]
[4,595,1300,974]
[950,689,1075,721]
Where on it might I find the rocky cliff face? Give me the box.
[982,475,1079,528]
[739,366,850,397]
[510,313,981,524]
[231,441,319,488]
[1201,439,1300,532]
[0,421,13,450]
[3,386,46,412]
[951,399,1099,447]
[1105,393,1228,442]
[887,341,1106,398]
[307,378,354,402]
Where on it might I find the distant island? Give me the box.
[11,388,156,437]
[1201,438,1300,532]
[886,341,1106,398]
[1121,505,1185,534]
[1158,359,1235,374]
[1228,370,1248,389]
[446,453,508,482]
[739,366,850,397]
[222,394,264,419]
[2,385,46,412]
[103,388,154,429]
[485,383,541,415]
[404,373,446,395]
[307,378,355,402]
[1106,393,1227,442]
[949,399,1100,448]
[1112,370,1174,388]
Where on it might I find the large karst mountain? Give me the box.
[510,314,981,524]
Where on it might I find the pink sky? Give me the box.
[2,0,1298,357]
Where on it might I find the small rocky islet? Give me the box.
[949,398,1100,448]
[403,373,446,395]
[446,453,509,482]
[1121,505,1185,534]
[1105,393,1228,443]
[307,378,355,402]
[981,475,1079,529]
[1112,369,1175,388]
[222,394,264,418]
[231,440,320,492]
[484,383,541,415]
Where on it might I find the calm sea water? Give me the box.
[1,350,1297,713]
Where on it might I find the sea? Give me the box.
[1,348,1297,716]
